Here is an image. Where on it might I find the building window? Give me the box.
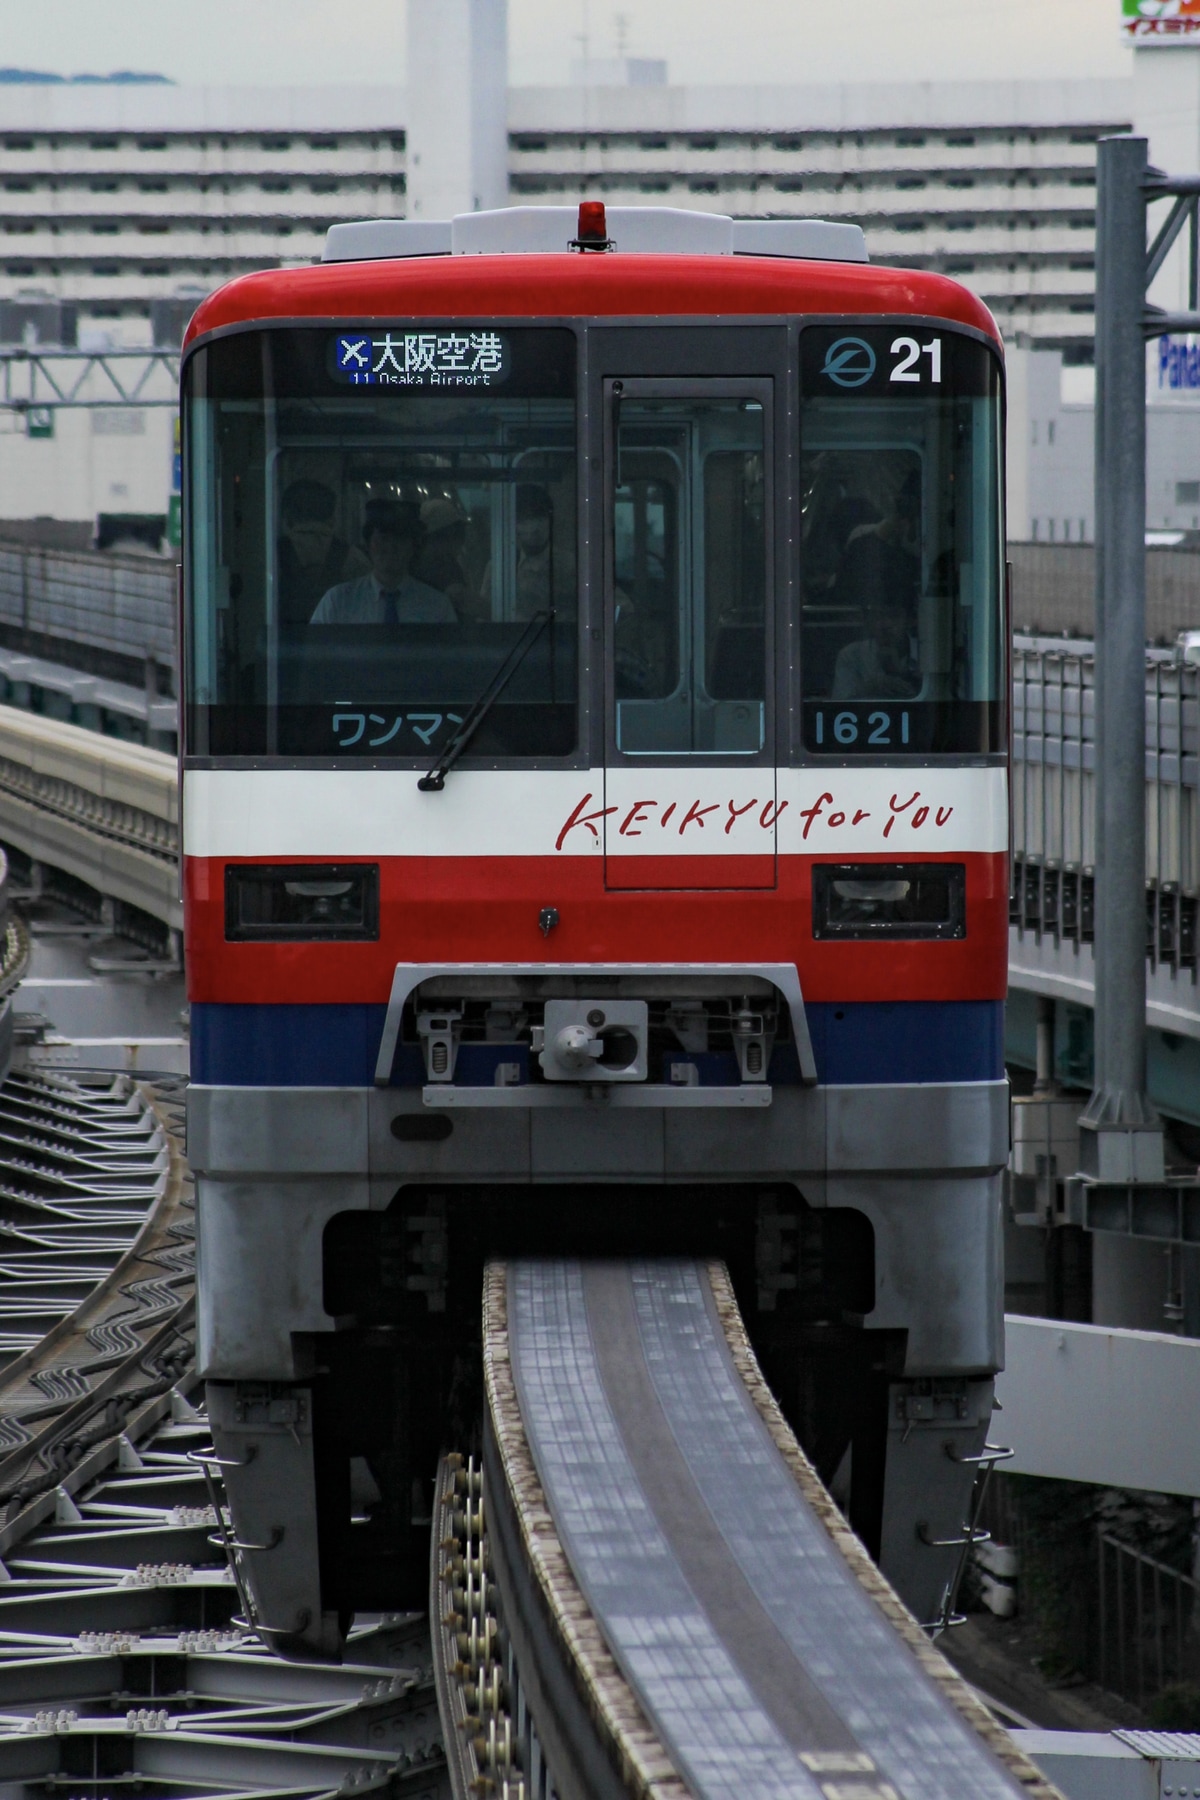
[262,179,292,192]
[946,219,975,231]
[139,138,168,151]
[138,222,169,233]
[139,181,168,193]
[91,263,120,275]
[513,136,548,151]
[945,134,976,147]
[90,137,119,150]
[896,134,926,147]
[690,138,718,151]
[3,223,34,235]
[689,178,719,193]
[947,177,976,189]
[639,137,668,151]
[896,176,926,190]
[1176,481,1200,506]
[3,179,32,191]
[90,180,119,192]
[1048,421,1056,445]
[772,135,803,150]
[4,139,34,151]
[775,176,804,192]
[91,223,119,234]
[310,138,340,150]
[261,137,291,151]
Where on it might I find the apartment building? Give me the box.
[0,77,1132,352]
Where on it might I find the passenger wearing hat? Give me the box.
[413,495,474,615]
[311,498,456,624]
[278,479,353,627]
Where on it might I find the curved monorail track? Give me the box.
[0,1079,1065,1800]
[475,1259,1061,1800]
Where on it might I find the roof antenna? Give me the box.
[570,201,614,251]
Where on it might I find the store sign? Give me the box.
[1152,335,1200,400]
[1122,0,1200,40]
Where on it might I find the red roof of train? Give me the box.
[184,252,1002,350]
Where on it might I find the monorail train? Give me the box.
[182,202,1009,1659]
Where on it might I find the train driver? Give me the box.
[310,498,457,625]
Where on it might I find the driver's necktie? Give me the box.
[379,588,402,624]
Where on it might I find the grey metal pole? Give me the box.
[1085,135,1160,1153]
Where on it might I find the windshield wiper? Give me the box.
[418,609,553,792]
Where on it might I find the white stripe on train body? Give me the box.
[182,765,1007,860]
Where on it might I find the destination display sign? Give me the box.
[330,328,509,388]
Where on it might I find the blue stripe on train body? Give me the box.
[189,999,1005,1088]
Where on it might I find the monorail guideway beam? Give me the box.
[479,1258,1057,1800]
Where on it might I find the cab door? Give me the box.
[602,377,777,890]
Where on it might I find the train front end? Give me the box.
[181,210,1009,1656]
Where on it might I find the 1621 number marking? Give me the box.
[813,709,911,748]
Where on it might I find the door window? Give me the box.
[611,390,769,756]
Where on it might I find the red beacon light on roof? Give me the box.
[570,201,614,251]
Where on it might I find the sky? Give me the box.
[0,0,1131,90]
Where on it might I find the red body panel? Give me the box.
[184,254,1003,349]
[185,850,1009,1006]
[183,254,1007,1017]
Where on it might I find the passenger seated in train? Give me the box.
[514,485,555,619]
[277,480,355,627]
[830,592,919,698]
[310,498,457,625]
[829,468,922,698]
[414,496,475,617]
[476,483,560,621]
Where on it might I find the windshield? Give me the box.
[799,325,1003,755]
[185,325,577,758]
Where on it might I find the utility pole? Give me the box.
[1078,135,1200,1190]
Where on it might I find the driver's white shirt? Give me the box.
[310,572,456,624]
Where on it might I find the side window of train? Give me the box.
[185,325,579,762]
[797,324,1005,758]
[608,383,770,757]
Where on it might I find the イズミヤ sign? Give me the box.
[1122,0,1200,40]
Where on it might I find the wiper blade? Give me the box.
[418,609,553,792]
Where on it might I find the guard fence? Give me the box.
[978,1473,1200,1718]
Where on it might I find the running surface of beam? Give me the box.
[484,1258,1064,1800]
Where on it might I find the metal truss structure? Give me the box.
[0,346,179,412]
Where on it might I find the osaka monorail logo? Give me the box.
[820,337,877,389]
